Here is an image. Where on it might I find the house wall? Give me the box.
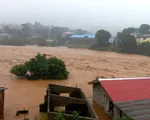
[68,38,97,48]
[136,37,150,44]
[93,83,123,119]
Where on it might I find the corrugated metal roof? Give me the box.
[100,78,150,102]
[137,34,150,38]
[71,34,95,39]
[115,99,150,120]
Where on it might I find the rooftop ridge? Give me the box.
[98,77,150,81]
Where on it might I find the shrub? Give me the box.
[72,111,80,120]
[10,64,27,77]
[56,111,65,120]
[55,111,80,120]
[10,53,69,80]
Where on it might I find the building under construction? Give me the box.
[40,84,98,120]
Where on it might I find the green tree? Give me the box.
[138,42,150,56]
[10,64,27,77]
[95,29,111,46]
[139,24,150,34]
[10,53,69,80]
[117,28,137,53]
[122,27,136,35]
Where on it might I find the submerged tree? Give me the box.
[10,53,69,80]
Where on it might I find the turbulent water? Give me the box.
[0,46,150,120]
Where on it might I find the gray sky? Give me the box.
[0,0,150,35]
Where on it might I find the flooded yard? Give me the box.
[0,46,150,119]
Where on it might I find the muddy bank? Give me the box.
[0,46,150,119]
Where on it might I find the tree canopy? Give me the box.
[10,54,69,80]
[117,28,137,53]
[122,27,136,35]
[139,24,150,34]
[95,29,111,46]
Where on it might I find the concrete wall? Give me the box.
[93,83,123,119]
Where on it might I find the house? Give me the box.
[0,87,6,119]
[136,34,150,44]
[89,77,150,120]
[130,33,150,44]
[68,34,96,48]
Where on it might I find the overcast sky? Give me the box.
[0,0,150,35]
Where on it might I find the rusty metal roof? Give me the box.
[115,99,150,120]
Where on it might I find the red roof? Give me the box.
[100,78,150,102]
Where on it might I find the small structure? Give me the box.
[0,87,6,119]
[131,33,150,44]
[40,84,98,120]
[68,34,96,48]
[136,34,150,44]
[89,77,150,120]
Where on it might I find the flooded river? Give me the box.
[1,46,150,120]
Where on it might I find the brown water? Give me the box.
[0,46,150,120]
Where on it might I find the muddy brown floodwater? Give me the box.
[0,46,150,120]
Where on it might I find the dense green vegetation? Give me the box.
[117,26,150,55]
[117,28,137,53]
[10,53,69,80]
[92,24,150,57]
